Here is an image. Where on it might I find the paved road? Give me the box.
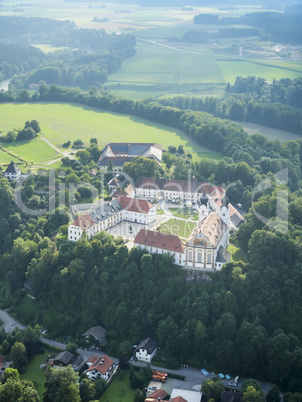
[0,310,26,333]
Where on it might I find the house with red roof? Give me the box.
[85,355,115,381]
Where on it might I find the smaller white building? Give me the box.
[4,161,21,180]
[85,355,115,381]
[135,337,157,363]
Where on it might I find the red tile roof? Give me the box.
[117,196,154,214]
[135,177,224,195]
[86,355,114,375]
[148,389,168,399]
[171,397,187,402]
[135,229,185,253]
[71,213,95,229]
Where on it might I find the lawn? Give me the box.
[158,218,196,240]
[228,242,248,263]
[100,370,135,402]
[0,103,218,163]
[169,207,199,221]
[4,137,57,163]
[21,350,49,400]
[0,148,20,164]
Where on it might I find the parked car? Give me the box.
[228,382,238,387]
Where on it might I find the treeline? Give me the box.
[0,15,136,89]
[156,92,302,135]
[0,44,45,82]
[194,11,302,44]
[226,76,302,109]
[0,120,41,143]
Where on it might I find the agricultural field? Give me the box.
[0,102,218,165]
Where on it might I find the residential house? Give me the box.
[145,389,168,402]
[52,351,74,367]
[83,325,107,344]
[4,161,21,181]
[134,229,186,266]
[85,355,115,381]
[170,389,203,402]
[98,143,162,173]
[135,337,157,363]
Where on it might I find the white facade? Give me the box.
[68,197,156,242]
[135,242,185,266]
[136,347,157,363]
[4,161,21,181]
[122,206,156,225]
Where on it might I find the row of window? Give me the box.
[187,249,212,263]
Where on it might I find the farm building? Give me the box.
[98,143,162,172]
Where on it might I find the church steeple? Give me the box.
[220,194,230,226]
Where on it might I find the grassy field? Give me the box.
[237,121,302,142]
[217,59,302,83]
[21,350,49,400]
[100,370,135,402]
[0,103,218,163]
[4,137,57,163]
[0,148,19,164]
[159,218,196,240]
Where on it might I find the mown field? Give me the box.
[0,103,219,165]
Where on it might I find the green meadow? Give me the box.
[0,103,218,164]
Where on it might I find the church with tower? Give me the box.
[135,185,237,271]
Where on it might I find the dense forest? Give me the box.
[0,16,136,89]
[194,10,302,44]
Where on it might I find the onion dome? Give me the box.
[199,187,209,206]
[221,195,230,208]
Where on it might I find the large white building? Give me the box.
[135,177,244,229]
[85,355,115,381]
[68,196,155,242]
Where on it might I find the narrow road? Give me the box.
[0,309,26,333]
[40,136,76,160]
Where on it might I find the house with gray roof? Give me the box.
[135,337,157,362]
[83,325,107,343]
[4,161,21,180]
[98,143,162,173]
